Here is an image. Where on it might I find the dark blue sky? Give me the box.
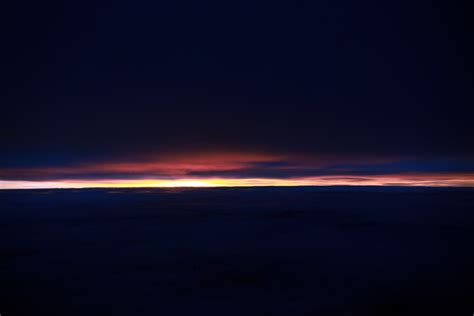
[1,0,473,183]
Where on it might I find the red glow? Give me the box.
[1,152,473,189]
[0,152,282,178]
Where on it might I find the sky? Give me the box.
[1,0,473,188]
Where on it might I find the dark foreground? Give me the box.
[1,187,473,315]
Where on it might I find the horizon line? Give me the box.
[2,185,474,191]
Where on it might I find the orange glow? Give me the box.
[0,152,283,178]
[1,152,473,189]
[1,173,474,189]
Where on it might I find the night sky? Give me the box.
[1,0,473,188]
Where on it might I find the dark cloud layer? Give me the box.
[1,0,473,177]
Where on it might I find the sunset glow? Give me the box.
[2,173,474,189]
[2,152,474,189]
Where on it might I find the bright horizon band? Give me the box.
[2,174,474,189]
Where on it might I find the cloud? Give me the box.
[1,152,473,188]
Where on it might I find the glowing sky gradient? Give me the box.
[2,0,473,190]
[1,174,474,189]
[1,152,473,189]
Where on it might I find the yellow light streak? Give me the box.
[1,174,474,189]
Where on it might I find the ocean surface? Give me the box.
[1,186,473,315]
